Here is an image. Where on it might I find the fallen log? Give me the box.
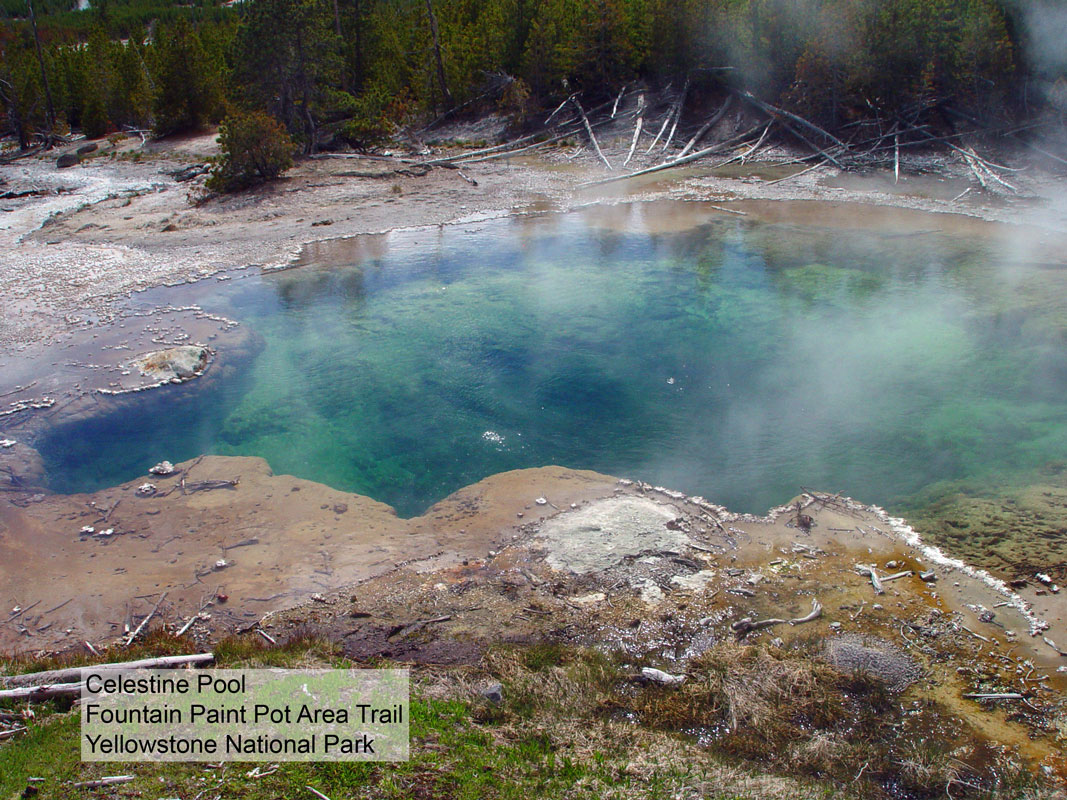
[662,80,689,153]
[0,653,214,689]
[763,160,826,186]
[0,681,83,702]
[427,90,638,168]
[572,97,612,170]
[581,123,765,188]
[677,95,733,159]
[184,478,239,494]
[735,90,847,149]
[545,92,578,125]
[776,118,845,169]
[646,109,673,154]
[624,115,643,167]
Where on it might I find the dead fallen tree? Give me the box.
[571,97,612,170]
[0,653,214,689]
[677,95,734,158]
[580,122,767,188]
[0,681,84,702]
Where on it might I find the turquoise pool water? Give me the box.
[36,204,1067,518]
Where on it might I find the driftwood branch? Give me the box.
[856,565,884,595]
[72,776,136,789]
[389,614,452,640]
[963,693,1025,701]
[124,592,167,646]
[789,598,823,625]
[731,617,786,634]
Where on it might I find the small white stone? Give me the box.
[80,525,95,534]
[0,439,15,448]
[572,592,606,606]
[535,497,548,505]
[215,559,228,569]
[641,667,685,685]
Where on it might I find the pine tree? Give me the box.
[151,18,224,135]
[232,0,350,152]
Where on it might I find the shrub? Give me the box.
[206,111,296,193]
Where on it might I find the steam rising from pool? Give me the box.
[36,205,1067,519]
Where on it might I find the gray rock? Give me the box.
[77,143,98,155]
[56,153,79,168]
[480,682,503,703]
[169,164,210,182]
[919,571,937,582]
[131,345,211,382]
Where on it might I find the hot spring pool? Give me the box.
[35,202,1067,522]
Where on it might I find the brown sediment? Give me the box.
[0,457,614,652]
[2,463,1063,695]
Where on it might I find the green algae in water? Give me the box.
[35,209,1067,524]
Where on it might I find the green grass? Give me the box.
[2,638,1052,800]
[0,637,844,800]
[0,695,703,800]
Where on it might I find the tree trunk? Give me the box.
[26,0,56,138]
[424,0,452,110]
[294,28,317,153]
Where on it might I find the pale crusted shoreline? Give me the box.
[4,128,1067,355]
